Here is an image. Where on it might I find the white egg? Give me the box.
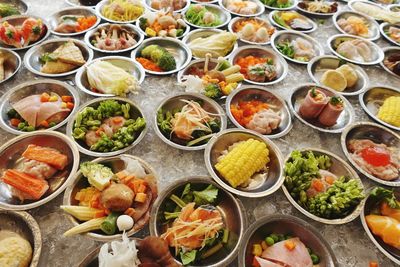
[117,215,134,231]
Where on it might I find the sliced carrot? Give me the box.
[135,192,147,203]
[284,240,296,251]
[40,92,50,102]
[66,102,74,110]
[2,169,49,200]
[39,120,49,128]
[252,256,261,267]
[124,207,136,218]
[311,179,324,192]
[61,95,73,102]
[325,176,335,185]
[369,261,378,267]
[115,170,128,180]
[10,118,21,127]
[112,117,123,123]
[137,183,147,194]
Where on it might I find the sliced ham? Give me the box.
[318,101,344,127]
[255,257,284,267]
[12,95,41,127]
[299,89,328,119]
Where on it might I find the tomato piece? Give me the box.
[361,147,391,167]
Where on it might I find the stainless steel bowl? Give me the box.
[348,0,387,21]
[149,176,246,267]
[307,55,369,96]
[0,210,42,267]
[154,92,227,150]
[0,131,80,210]
[218,0,265,17]
[228,17,275,45]
[75,56,145,97]
[144,0,190,13]
[289,83,355,133]
[0,48,21,85]
[63,155,158,242]
[0,15,50,51]
[204,128,284,198]
[192,0,219,3]
[229,45,288,86]
[341,121,400,186]
[0,79,80,135]
[95,0,145,24]
[269,10,317,33]
[296,0,339,17]
[48,7,100,37]
[84,23,144,54]
[263,0,297,10]
[177,57,219,83]
[238,214,338,266]
[65,0,99,8]
[0,0,28,16]
[333,11,380,40]
[226,86,292,138]
[282,148,365,224]
[380,46,400,79]
[327,34,384,66]
[388,3,400,11]
[271,30,324,64]
[132,37,191,75]
[24,38,94,78]
[183,3,231,29]
[380,22,400,46]
[359,85,400,131]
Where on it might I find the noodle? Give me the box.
[102,0,144,22]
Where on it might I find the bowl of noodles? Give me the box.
[95,0,145,24]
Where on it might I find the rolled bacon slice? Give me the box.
[299,88,328,119]
[317,96,344,127]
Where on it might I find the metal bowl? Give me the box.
[84,23,144,54]
[218,0,265,17]
[144,0,190,13]
[380,46,400,79]
[204,128,284,198]
[136,12,190,39]
[289,83,355,133]
[95,0,145,24]
[177,57,220,82]
[65,0,101,8]
[48,7,100,37]
[380,22,400,46]
[269,10,317,33]
[226,86,292,138]
[75,56,145,97]
[0,0,28,16]
[0,48,21,85]
[0,210,41,267]
[0,131,80,210]
[154,92,227,150]
[0,79,80,135]
[282,148,365,224]
[333,11,380,40]
[192,0,219,3]
[361,188,400,265]
[0,15,50,51]
[63,155,158,242]
[229,45,288,86]
[183,4,231,29]
[327,34,384,66]
[341,121,400,186]
[238,214,339,266]
[228,17,275,45]
[132,37,191,75]
[24,38,94,78]
[359,85,400,131]
[307,55,369,96]
[271,30,324,64]
[263,0,297,10]
[66,97,147,157]
[296,0,339,17]
[149,176,246,267]
[388,3,400,11]
[348,0,387,21]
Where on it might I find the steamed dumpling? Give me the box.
[336,64,358,87]
[336,39,372,62]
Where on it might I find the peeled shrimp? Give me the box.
[245,109,281,134]
[203,11,216,24]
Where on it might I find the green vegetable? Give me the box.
[80,162,114,191]
[139,17,148,29]
[140,44,176,71]
[270,233,279,242]
[164,211,181,220]
[7,108,20,119]
[187,133,215,147]
[215,57,231,71]
[265,236,275,246]
[273,13,289,28]
[180,250,197,265]
[100,212,119,235]
[369,187,400,209]
[311,253,320,264]
[62,16,78,21]
[193,184,219,206]
[39,52,57,64]
[0,3,20,18]
[187,31,237,58]
[222,228,229,244]
[170,194,187,209]
[185,5,221,27]
[157,108,173,136]
[261,0,291,8]
[204,83,222,99]
[176,29,184,37]
[276,41,295,59]
[200,242,223,259]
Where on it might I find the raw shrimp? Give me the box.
[245,109,281,134]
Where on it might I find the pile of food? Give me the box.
[230,99,282,134]
[298,0,338,14]
[351,1,400,24]
[337,16,370,38]
[185,5,222,27]
[0,144,69,201]
[333,38,373,63]
[62,157,157,237]
[0,230,32,267]
[215,138,270,188]
[276,37,316,62]
[232,18,275,43]
[383,52,400,76]
[384,26,400,44]
[150,0,186,11]
[54,14,97,34]
[136,44,176,72]
[39,41,86,74]
[0,3,21,18]
[101,0,144,22]
[0,17,46,48]
[72,99,146,152]
[319,63,359,92]
[160,183,230,265]
[139,11,187,38]
[187,31,237,58]
[377,96,400,127]
[235,55,278,83]
[90,24,138,51]
[223,0,259,15]
[7,92,74,132]
[261,0,293,8]
[251,232,320,267]
[272,11,314,31]
[157,99,222,147]
[284,150,364,219]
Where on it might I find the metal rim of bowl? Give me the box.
[65,97,148,157]
[149,175,247,267]
[0,210,42,267]
[296,0,339,17]
[153,92,228,151]
[228,45,289,86]
[289,82,355,133]
[387,3,400,11]
[268,10,318,33]
[225,85,293,139]
[237,214,339,266]
[379,46,400,79]
[63,154,159,242]
[23,38,94,78]
[263,0,298,10]
[282,147,365,224]
[176,57,218,83]
[182,3,232,29]
[65,0,97,8]
[380,22,400,46]
[0,15,51,51]
[332,11,381,41]
[0,79,80,135]
[131,37,192,75]
[327,34,385,66]
[5,0,29,15]
[218,0,265,17]
[340,121,400,187]
[84,23,144,54]
[95,0,145,24]
[306,55,369,96]
[74,55,146,97]
[0,131,80,210]
[227,16,274,45]
[192,0,219,3]
[0,48,21,85]
[48,6,101,37]
[348,0,386,19]
[204,128,285,198]
[144,0,190,14]
[359,85,400,131]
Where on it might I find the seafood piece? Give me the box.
[336,39,372,62]
[383,52,400,75]
[291,37,316,60]
[306,169,337,198]
[150,0,186,11]
[381,201,400,221]
[84,116,126,147]
[298,0,338,14]
[387,26,400,43]
[233,18,274,43]
[139,11,187,38]
[337,16,369,38]
[0,22,22,48]
[20,18,46,45]
[16,159,57,180]
[365,214,400,249]
[299,88,328,119]
[22,144,68,170]
[225,0,259,15]
[54,15,97,34]
[246,109,281,134]
[317,96,344,127]
[274,11,313,31]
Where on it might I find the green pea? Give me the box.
[25,126,35,132]
[269,234,279,242]
[277,234,285,242]
[265,237,274,246]
[310,254,320,264]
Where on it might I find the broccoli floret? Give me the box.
[80,162,114,191]
[139,17,148,29]
[158,53,176,71]
[204,83,222,99]
[141,44,176,71]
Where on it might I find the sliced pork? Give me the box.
[317,96,344,127]
[299,88,328,119]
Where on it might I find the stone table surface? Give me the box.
[0,0,399,266]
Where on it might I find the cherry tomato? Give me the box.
[361,147,391,167]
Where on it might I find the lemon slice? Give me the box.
[321,70,347,92]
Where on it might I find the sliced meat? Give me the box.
[16,158,57,180]
[254,257,283,267]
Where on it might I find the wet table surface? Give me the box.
[0,0,399,266]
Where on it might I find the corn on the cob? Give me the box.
[61,205,104,221]
[377,96,400,127]
[215,138,269,188]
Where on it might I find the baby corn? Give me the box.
[378,96,400,127]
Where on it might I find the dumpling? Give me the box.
[336,64,358,87]
[336,40,364,62]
